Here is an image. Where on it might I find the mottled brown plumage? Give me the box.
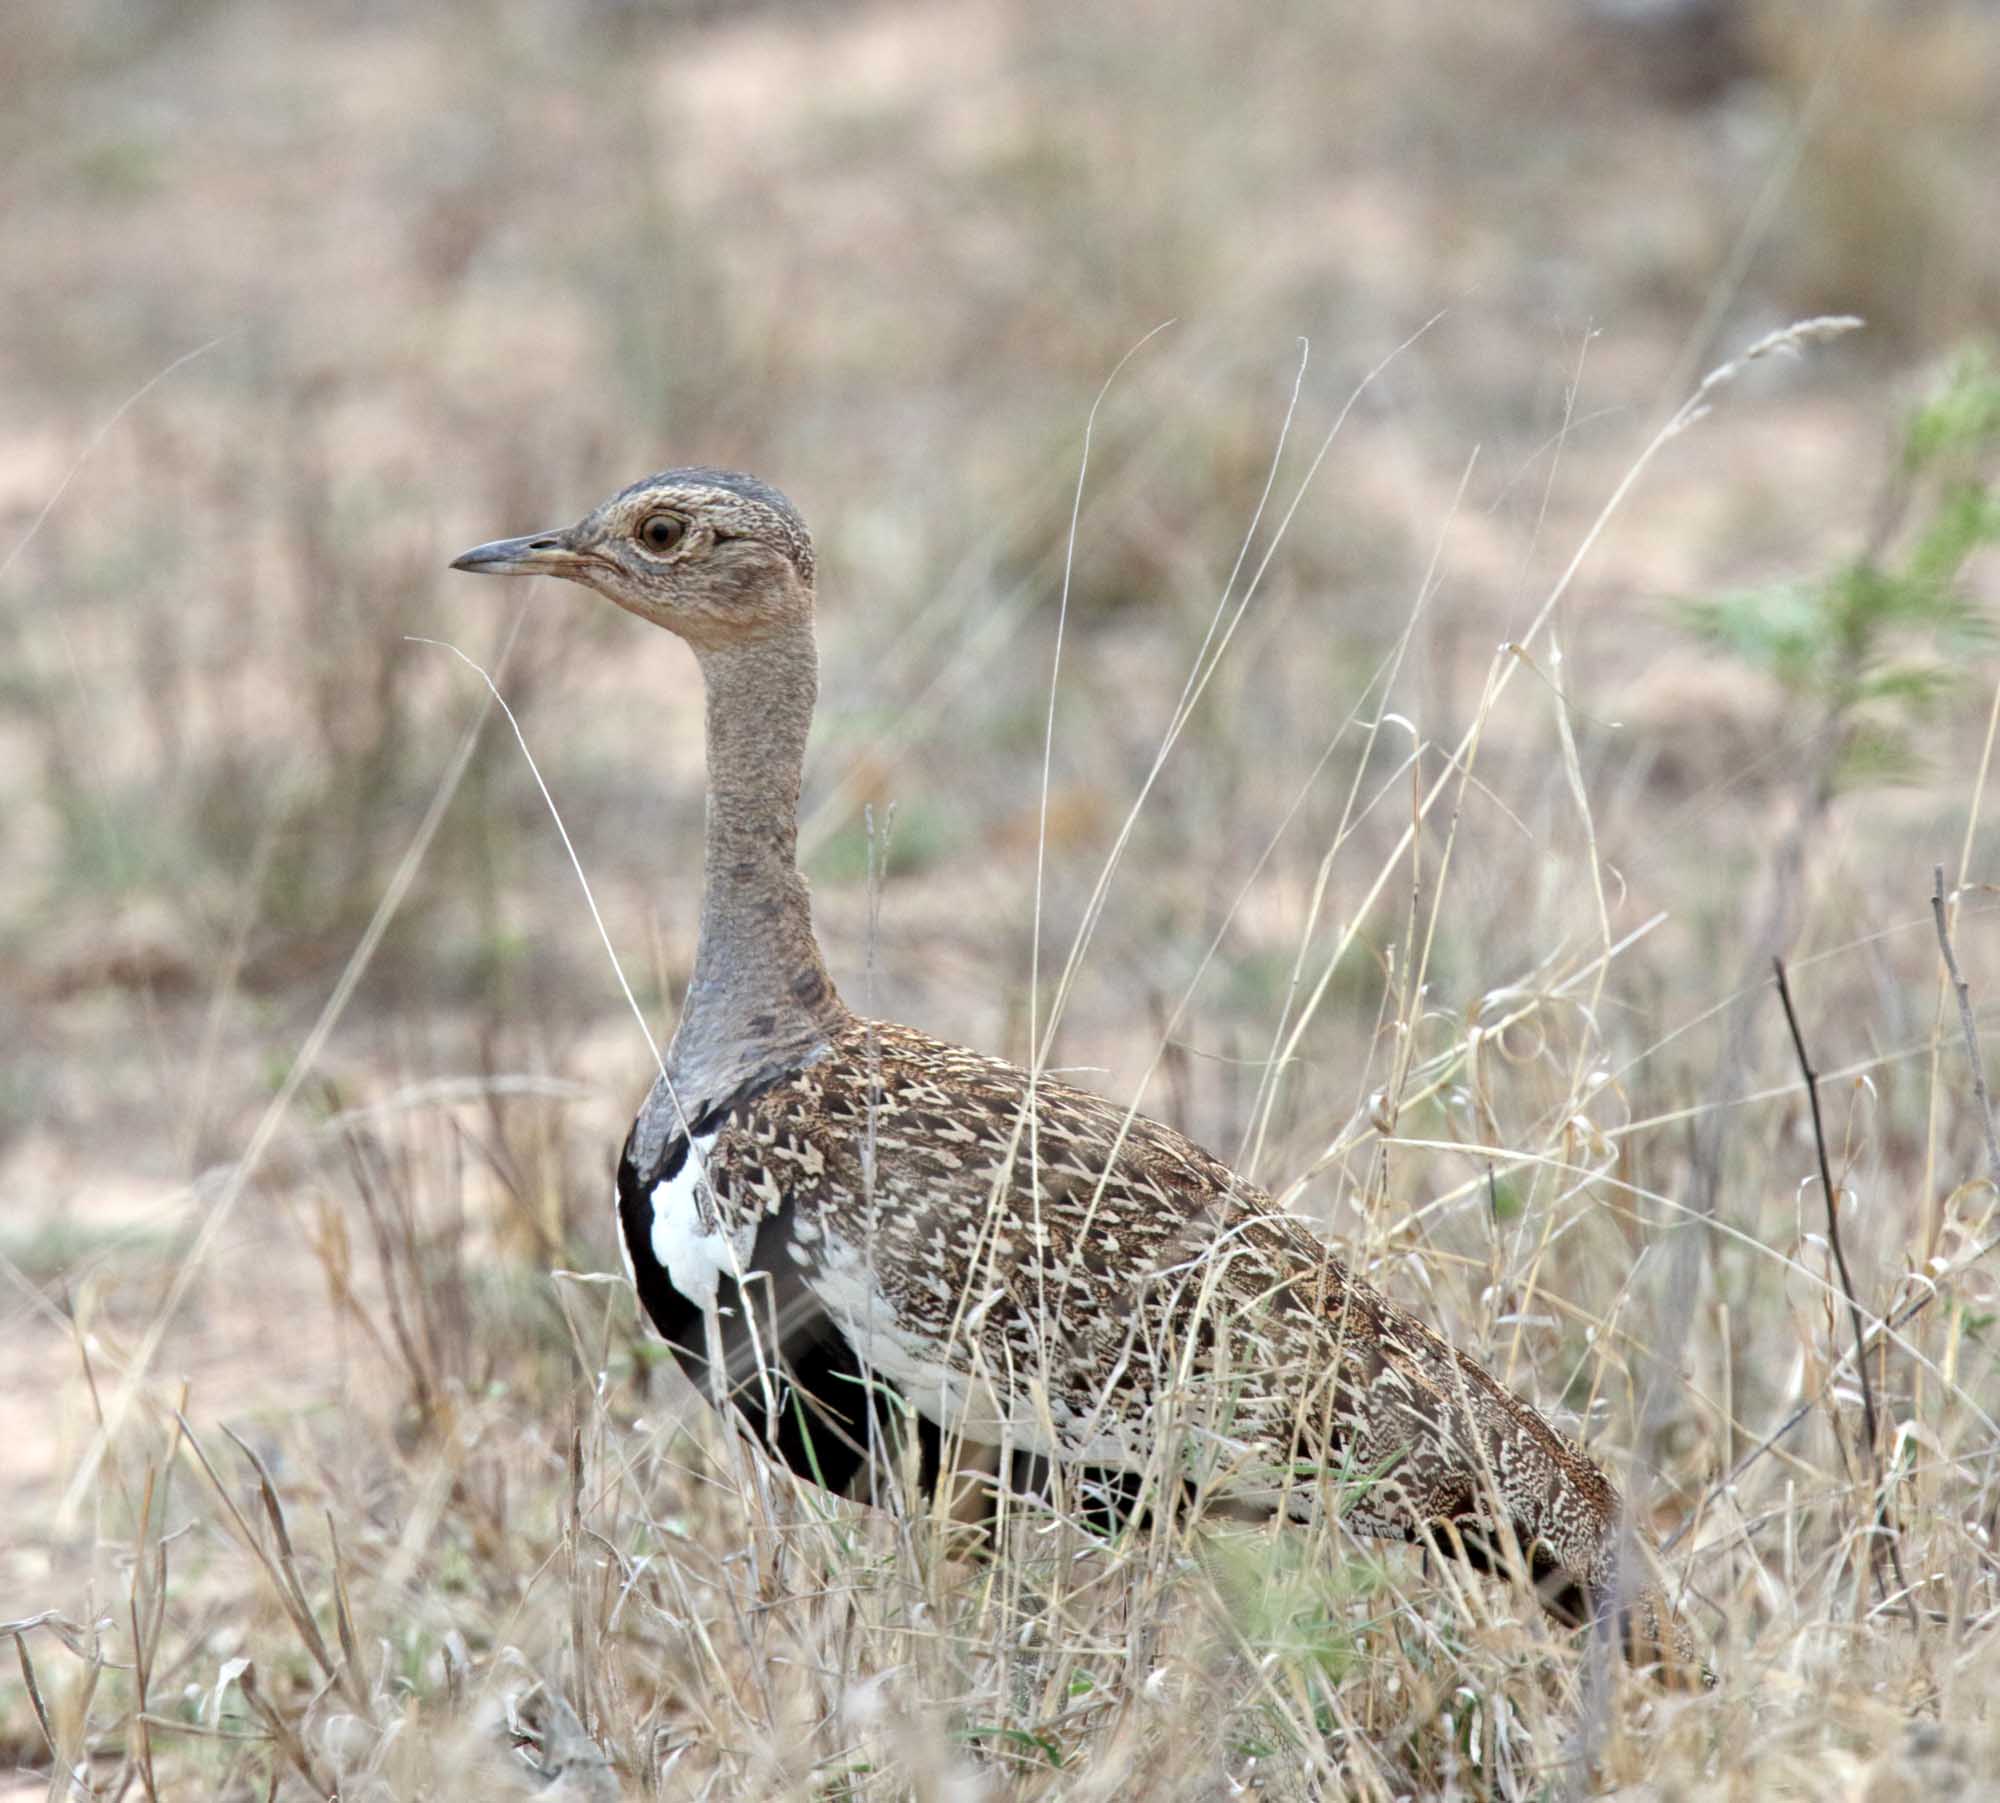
[451,468,1703,1679]
[648,1014,1688,1658]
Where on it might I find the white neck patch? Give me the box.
[646,1129,753,1308]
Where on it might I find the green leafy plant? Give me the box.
[1679,344,2000,787]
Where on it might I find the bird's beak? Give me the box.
[448,530,582,578]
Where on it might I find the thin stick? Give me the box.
[1931,865,2000,1188]
[1772,958,1879,1458]
[1771,956,1915,1623]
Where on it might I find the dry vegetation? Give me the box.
[5,0,2000,1796]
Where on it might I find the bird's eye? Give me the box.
[638,513,687,554]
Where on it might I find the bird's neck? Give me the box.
[669,628,845,1104]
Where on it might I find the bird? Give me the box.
[451,467,1701,1678]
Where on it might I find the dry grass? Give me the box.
[6,0,2000,1796]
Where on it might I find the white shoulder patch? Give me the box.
[649,1130,754,1307]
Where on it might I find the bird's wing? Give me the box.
[670,1016,1693,1667]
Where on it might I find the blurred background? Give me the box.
[3,0,1998,1793]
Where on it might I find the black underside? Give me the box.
[616,1087,1149,1533]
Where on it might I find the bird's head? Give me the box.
[450,467,815,650]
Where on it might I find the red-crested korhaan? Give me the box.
[452,469,1701,1678]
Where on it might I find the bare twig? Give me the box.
[1932,865,2000,1188]
[1772,958,1916,1624]
[1771,959,1879,1459]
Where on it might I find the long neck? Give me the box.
[667,627,845,1103]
